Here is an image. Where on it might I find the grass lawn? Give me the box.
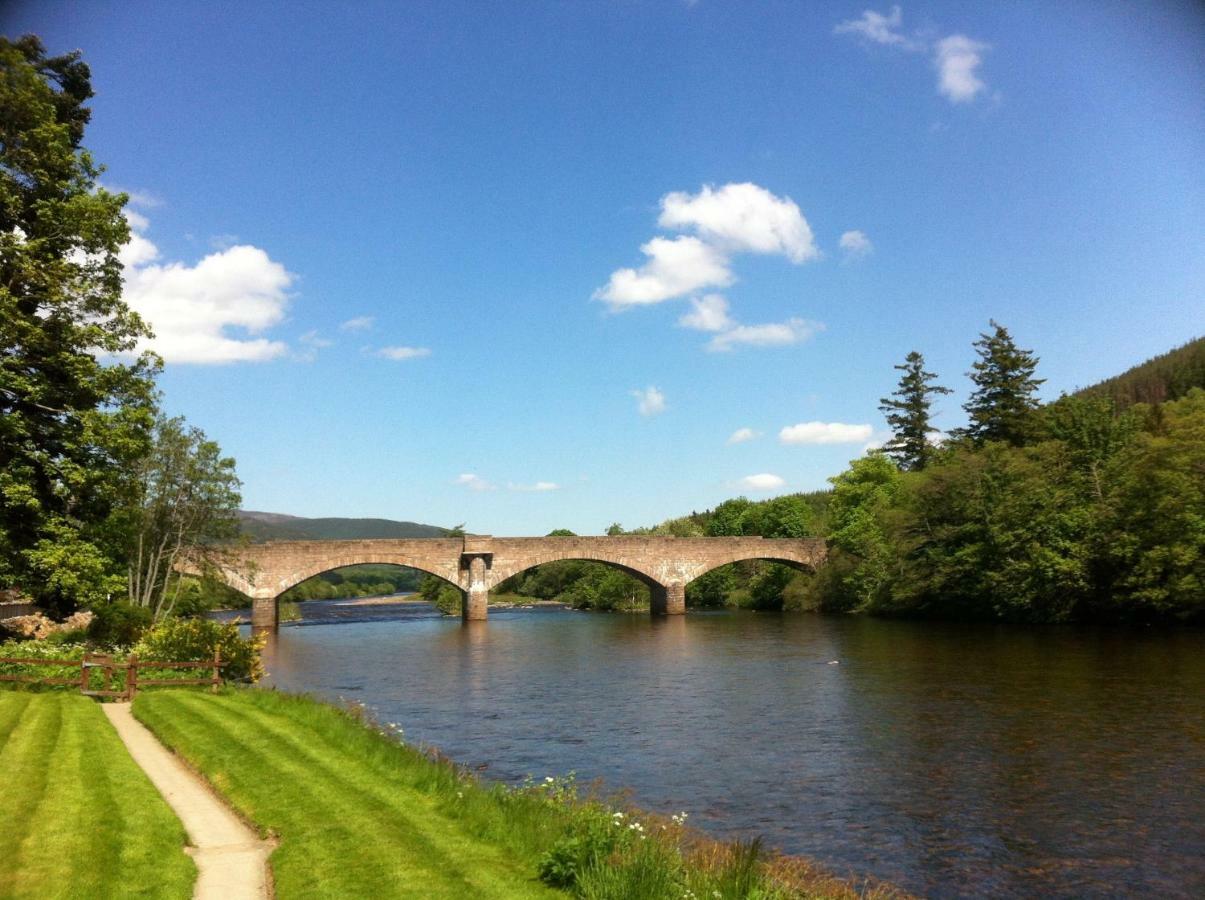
[0,692,196,900]
[134,689,567,899]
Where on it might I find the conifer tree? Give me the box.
[961,320,1044,446]
[878,351,952,470]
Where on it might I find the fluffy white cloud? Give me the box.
[726,427,760,445]
[839,230,873,261]
[121,216,293,364]
[779,421,874,445]
[738,473,785,491]
[708,318,821,352]
[678,294,735,332]
[595,236,732,308]
[631,386,667,417]
[836,9,990,104]
[455,473,494,492]
[833,5,918,49]
[340,316,375,331]
[508,481,560,492]
[376,345,431,360]
[934,35,989,103]
[658,183,818,263]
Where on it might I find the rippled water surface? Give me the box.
[249,601,1205,898]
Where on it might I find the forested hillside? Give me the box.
[237,511,448,542]
[1073,336,1205,408]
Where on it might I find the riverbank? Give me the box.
[133,687,898,899]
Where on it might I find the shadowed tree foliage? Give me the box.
[961,321,1044,446]
[1,35,160,611]
[879,350,952,470]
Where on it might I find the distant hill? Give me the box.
[1072,336,1205,409]
[237,511,448,542]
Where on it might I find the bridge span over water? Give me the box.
[209,535,827,627]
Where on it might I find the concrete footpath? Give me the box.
[102,703,273,900]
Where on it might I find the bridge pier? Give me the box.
[462,555,490,622]
[651,583,686,616]
[251,593,278,629]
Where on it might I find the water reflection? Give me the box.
[249,605,1205,898]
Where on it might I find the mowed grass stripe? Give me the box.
[136,691,562,899]
[0,694,195,900]
[0,691,33,757]
[164,690,554,899]
[199,692,552,897]
[14,693,114,898]
[143,692,452,897]
[0,691,61,893]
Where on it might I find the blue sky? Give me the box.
[6,1,1203,534]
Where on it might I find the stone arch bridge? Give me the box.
[205,535,827,627]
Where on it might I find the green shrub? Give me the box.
[134,618,263,682]
[87,601,153,647]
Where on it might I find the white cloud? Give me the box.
[631,386,667,417]
[833,5,920,49]
[708,318,822,352]
[508,481,560,492]
[738,473,785,491]
[839,230,873,262]
[658,183,819,263]
[455,473,494,492]
[120,215,292,364]
[340,316,375,331]
[934,34,988,103]
[780,422,875,445]
[299,330,332,348]
[295,329,333,362]
[678,294,735,332]
[726,427,760,445]
[595,236,732,308]
[376,346,431,360]
[836,10,990,105]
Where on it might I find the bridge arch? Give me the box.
[684,553,820,587]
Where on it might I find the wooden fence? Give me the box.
[0,649,223,700]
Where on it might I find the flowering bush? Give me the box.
[134,617,263,682]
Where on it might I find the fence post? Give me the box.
[211,647,221,694]
[127,653,138,701]
[79,654,90,694]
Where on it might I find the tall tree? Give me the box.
[961,320,1044,446]
[1,36,160,609]
[126,417,241,620]
[878,351,952,470]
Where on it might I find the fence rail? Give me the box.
[0,650,223,700]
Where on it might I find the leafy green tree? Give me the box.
[1096,389,1205,620]
[547,528,576,537]
[1043,395,1137,499]
[878,351,952,470]
[605,523,624,536]
[816,453,903,612]
[961,321,1044,446]
[706,497,754,536]
[1,36,159,610]
[125,416,241,620]
[898,442,1093,622]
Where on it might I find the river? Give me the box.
[241,599,1205,898]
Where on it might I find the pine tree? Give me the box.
[961,320,1044,446]
[878,351,952,470]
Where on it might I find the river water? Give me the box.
[245,600,1205,898]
